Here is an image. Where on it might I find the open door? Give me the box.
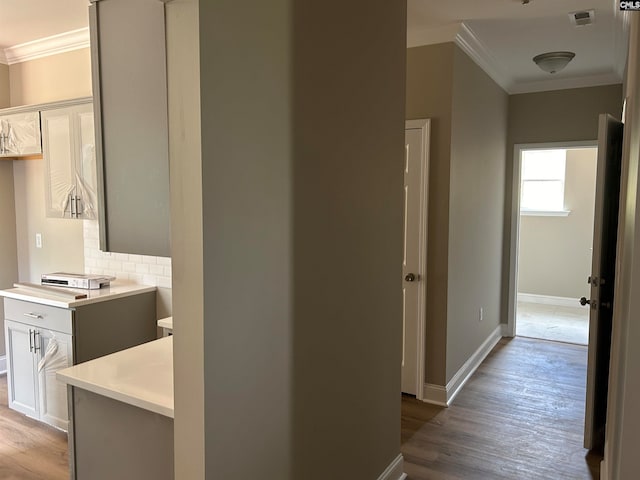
[402,120,429,397]
[583,114,624,451]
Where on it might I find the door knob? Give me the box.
[405,273,416,282]
[580,297,598,309]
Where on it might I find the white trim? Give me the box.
[600,457,608,480]
[517,293,581,308]
[501,323,512,338]
[0,355,6,375]
[520,210,571,217]
[454,23,511,93]
[3,28,90,66]
[405,119,430,401]
[422,384,448,407]
[423,326,503,406]
[506,141,598,338]
[509,72,623,95]
[0,51,7,65]
[376,454,407,480]
[407,23,461,49]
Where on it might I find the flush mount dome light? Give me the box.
[533,51,576,74]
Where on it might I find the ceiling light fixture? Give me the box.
[532,51,576,74]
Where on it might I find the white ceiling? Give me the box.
[408,0,628,93]
[0,0,88,50]
[0,0,629,94]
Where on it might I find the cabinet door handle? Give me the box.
[23,312,43,320]
[33,331,40,353]
[29,329,33,353]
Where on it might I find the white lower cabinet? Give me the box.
[37,328,73,429]
[5,319,72,430]
[2,290,157,433]
[5,320,38,418]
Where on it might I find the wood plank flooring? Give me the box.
[402,337,602,480]
[0,374,69,480]
[0,337,600,479]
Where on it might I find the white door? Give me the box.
[37,329,73,431]
[5,320,38,418]
[402,120,430,396]
[584,114,624,450]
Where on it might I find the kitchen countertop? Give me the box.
[157,316,173,330]
[57,336,174,418]
[0,282,156,309]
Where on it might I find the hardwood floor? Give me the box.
[0,374,68,480]
[402,337,602,480]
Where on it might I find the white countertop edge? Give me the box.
[57,337,174,419]
[157,316,173,329]
[57,372,174,418]
[0,283,156,308]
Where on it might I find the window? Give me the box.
[520,149,569,215]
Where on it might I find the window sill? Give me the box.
[520,210,571,217]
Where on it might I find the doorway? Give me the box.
[514,145,598,345]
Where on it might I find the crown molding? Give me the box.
[509,71,622,95]
[454,23,512,93]
[407,22,461,49]
[0,51,7,65]
[3,28,90,65]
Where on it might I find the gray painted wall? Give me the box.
[0,64,9,106]
[0,63,18,358]
[447,46,507,382]
[171,0,406,478]
[503,84,623,327]
[518,148,597,299]
[406,43,508,385]
[406,43,453,385]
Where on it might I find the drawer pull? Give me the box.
[23,312,43,320]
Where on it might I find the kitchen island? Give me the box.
[57,337,174,480]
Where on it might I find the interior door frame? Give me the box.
[506,140,598,337]
[405,118,430,400]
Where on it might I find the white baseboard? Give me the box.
[422,383,448,407]
[377,454,407,480]
[500,323,512,338]
[422,325,503,407]
[0,355,6,375]
[517,293,580,308]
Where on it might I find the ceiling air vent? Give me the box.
[569,10,595,27]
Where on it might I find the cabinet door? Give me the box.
[43,103,97,219]
[5,320,38,419]
[36,329,73,431]
[0,112,42,157]
[90,0,171,256]
[42,108,76,218]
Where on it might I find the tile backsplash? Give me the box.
[83,220,172,288]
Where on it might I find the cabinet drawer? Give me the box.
[4,299,73,335]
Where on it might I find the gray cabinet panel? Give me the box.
[90,0,171,256]
[72,388,173,480]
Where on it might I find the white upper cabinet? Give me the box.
[0,111,42,157]
[42,102,97,219]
